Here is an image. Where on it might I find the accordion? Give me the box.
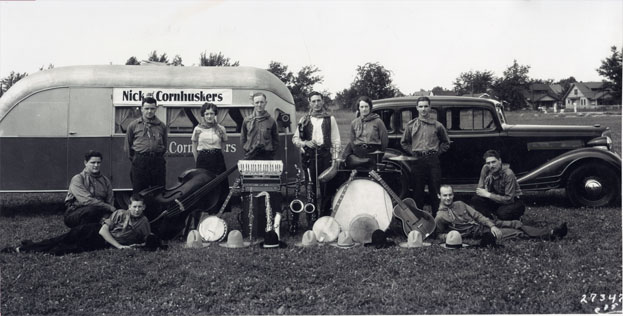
[237,160,283,192]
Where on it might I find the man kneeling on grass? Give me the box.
[435,185,567,242]
[2,195,152,256]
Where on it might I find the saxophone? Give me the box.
[304,168,316,214]
[289,164,305,213]
[256,191,281,240]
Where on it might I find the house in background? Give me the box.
[525,83,563,110]
[562,82,616,111]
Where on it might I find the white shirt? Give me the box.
[292,116,341,149]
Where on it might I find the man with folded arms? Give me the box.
[435,185,567,242]
[400,96,450,217]
[470,149,524,220]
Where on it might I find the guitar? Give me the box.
[368,170,435,238]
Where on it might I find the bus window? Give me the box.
[167,107,247,134]
[114,106,142,133]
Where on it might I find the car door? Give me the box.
[439,104,504,185]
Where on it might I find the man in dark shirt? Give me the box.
[400,96,450,217]
[125,96,168,194]
[241,92,279,160]
[470,149,524,220]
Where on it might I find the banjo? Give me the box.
[198,179,240,242]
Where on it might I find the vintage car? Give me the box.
[372,96,621,207]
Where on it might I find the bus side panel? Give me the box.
[111,136,132,190]
[0,137,68,190]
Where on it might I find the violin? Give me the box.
[141,164,238,240]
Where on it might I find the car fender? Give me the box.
[517,148,621,188]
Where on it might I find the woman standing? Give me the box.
[191,102,229,212]
[343,96,388,169]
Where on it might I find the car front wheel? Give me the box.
[566,163,620,207]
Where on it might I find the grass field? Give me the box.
[0,109,621,315]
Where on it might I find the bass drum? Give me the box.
[332,179,393,231]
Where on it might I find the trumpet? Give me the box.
[289,164,305,213]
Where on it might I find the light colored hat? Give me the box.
[441,230,469,249]
[219,230,251,248]
[312,216,340,243]
[185,230,206,249]
[330,231,359,249]
[349,214,379,244]
[399,230,432,248]
[295,230,319,247]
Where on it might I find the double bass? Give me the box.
[141,165,238,240]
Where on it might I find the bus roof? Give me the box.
[0,65,294,122]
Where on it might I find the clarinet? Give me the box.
[248,192,254,242]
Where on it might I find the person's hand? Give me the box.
[304,140,317,148]
[490,226,502,239]
[476,188,491,198]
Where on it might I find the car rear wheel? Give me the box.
[566,163,619,207]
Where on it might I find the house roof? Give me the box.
[526,83,561,102]
[562,81,611,101]
[550,84,564,95]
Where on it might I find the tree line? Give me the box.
[1,47,621,110]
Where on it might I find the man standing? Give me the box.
[64,151,117,228]
[240,92,281,238]
[126,96,168,194]
[400,96,450,217]
[470,149,524,220]
[241,92,279,160]
[291,91,341,232]
[436,185,567,241]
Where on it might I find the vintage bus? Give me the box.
[0,65,299,206]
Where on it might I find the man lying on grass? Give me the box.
[435,185,568,242]
[1,195,153,255]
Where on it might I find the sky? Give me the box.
[0,0,621,96]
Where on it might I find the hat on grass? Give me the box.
[185,230,206,249]
[441,230,469,249]
[219,230,251,248]
[312,216,340,243]
[260,231,287,249]
[349,214,379,244]
[364,229,395,249]
[295,230,319,247]
[399,230,431,248]
[330,231,359,249]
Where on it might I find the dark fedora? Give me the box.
[364,229,395,249]
[260,231,287,249]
